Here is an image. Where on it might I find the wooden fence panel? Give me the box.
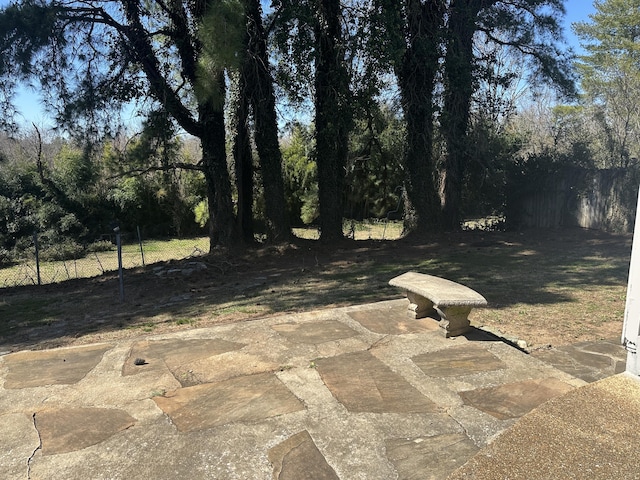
[511,166,639,233]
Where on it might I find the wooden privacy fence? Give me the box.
[508,165,640,233]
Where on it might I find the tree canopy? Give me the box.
[574,0,640,166]
[0,0,577,250]
[0,0,293,248]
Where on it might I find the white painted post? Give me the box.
[623,187,640,376]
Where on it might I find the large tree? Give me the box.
[574,0,640,167]
[382,0,444,233]
[271,0,353,241]
[314,0,352,241]
[241,0,291,241]
[270,0,358,241]
[0,0,289,247]
[440,0,575,229]
[377,0,574,232]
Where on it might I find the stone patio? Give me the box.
[0,299,633,479]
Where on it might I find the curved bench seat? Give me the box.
[389,272,487,337]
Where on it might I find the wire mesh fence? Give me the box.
[0,234,210,289]
[1,221,405,289]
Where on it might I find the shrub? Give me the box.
[39,241,84,262]
[87,240,115,253]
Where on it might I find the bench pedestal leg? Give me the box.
[435,306,472,338]
[406,292,437,319]
[404,293,473,338]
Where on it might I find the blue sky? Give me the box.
[564,0,597,50]
[2,0,599,128]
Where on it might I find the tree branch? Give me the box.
[119,0,201,136]
[108,161,204,179]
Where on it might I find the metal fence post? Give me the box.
[33,232,41,286]
[115,227,124,302]
[137,225,145,267]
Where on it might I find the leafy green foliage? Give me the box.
[345,104,405,219]
[0,0,244,246]
[281,123,318,225]
[461,117,523,219]
[0,0,63,120]
[0,128,206,262]
[0,149,87,261]
[0,0,593,245]
[269,0,317,106]
[574,0,640,167]
[194,200,209,228]
[197,0,245,107]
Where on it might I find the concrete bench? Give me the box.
[389,272,487,337]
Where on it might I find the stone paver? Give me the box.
[412,345,506,377]
[3,343,112,388]
[123,338,244,373]
[531,339,627,383]
[153,372,305,432]
[0,299,633,480]
[347,305,439,335]
[269,430,339,480]
[459,377,574,420]
[271,319,358,344]
[386,433,479,480]
[316,350,438,414]
[36,407,136,455]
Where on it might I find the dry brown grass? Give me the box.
[0,227,632,353]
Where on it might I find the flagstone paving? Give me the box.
[412,345,506,377]
[385,433,479,480]
[458,378,574,420]
[3,343,113,388]
[153,373,306,432]
[0,299,632,479]
[269,430,340,480]
[316,350,439,414]
[346,304,439,335]
[36,407,136,455]
[530,339,627,383]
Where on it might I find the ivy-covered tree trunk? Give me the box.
[395,0,444,234]
[314,0,351,242]
[244,0,290,242]
[199,92,238,250]
[231,73,254,244]
[441,0,484,230]
[120,0,241,248]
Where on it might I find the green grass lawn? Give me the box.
[0,237,210,288]
[293,220,404,240]
[0,222,403,288]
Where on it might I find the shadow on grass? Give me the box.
[0,227,632,351]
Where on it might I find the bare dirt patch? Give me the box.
[0,227,632,353]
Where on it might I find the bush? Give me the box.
[39,241,84,262]
[0,248,12,267]
[87,240,115,253]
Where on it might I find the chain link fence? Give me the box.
[0,232,209,289]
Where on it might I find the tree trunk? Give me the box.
[314,0,351,242]
[244,0,290,242]
[396,0,444,234]
[232,73,254,244]
[199,83,238,249]
[120,0,239,248]
[441,0,483,230]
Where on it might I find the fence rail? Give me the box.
[0,236,210,289]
